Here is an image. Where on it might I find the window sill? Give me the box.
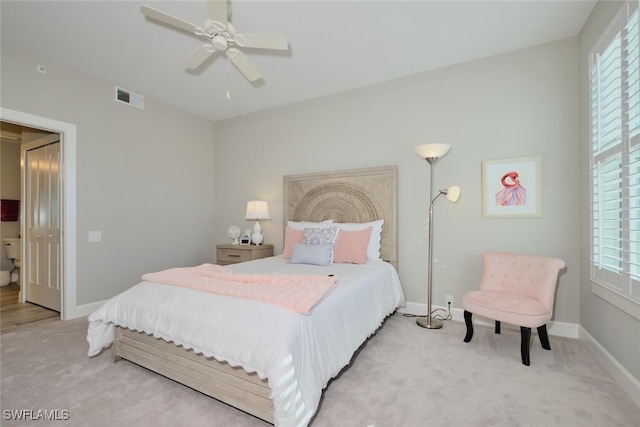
[591,282,640,321]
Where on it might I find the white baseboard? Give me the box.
[400,302,639,406]
[579,326,640,408]
[70,300,106,319]
[399,302,578,338]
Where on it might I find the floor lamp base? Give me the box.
[416,317,443,329]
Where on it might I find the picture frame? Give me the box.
[482,156,541,218]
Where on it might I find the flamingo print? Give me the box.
[495,171,527,206]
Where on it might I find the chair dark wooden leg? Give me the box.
[538,324,551,350]
[463,310,474,342]
[520,327,531,366]
[495,320,501,334]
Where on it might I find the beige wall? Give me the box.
[0,43,217,305]
[0,141,21,272]
[215,37,581,324]
[578,1,640,384]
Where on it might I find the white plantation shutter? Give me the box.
[629,3,640,300]
[590,0,640,309]
[630,144,640,284]
[627,3,640,139]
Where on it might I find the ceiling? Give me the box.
[1,1,596,123]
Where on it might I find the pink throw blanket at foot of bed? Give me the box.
[142,263,338,315]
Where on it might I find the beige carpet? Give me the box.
[1,313,639,426]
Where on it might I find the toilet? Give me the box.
[2,237,21,283]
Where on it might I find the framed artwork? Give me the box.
[482,156,541,218]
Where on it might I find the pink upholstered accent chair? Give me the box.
[462,252,565,366]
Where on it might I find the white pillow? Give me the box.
[287,220,333,230]
[289,243,333,266]
[302,227,340,245]
[333,220,384,260]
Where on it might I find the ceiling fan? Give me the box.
[141,0,288,83]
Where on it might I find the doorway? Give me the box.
[0,108,77,320]
[1,124,61,316]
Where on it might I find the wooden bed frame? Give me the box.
[112,165,398,423]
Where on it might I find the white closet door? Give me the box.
[26,141,61,311]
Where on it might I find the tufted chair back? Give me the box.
[479,252,566,319]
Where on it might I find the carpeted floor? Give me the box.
[1,313,639,426]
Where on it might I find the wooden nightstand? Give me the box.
[216,244,274,266]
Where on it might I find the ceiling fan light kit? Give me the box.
[140,0,288,83]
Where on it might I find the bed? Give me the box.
[87,165,404,427]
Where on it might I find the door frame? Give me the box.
[1,108,77,320]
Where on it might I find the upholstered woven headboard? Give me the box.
[283,165,398,268]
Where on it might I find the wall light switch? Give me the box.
[88,231,102,242]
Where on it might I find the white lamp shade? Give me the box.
[414,143,451,160]
[445,186,461,203]
[245,200,271,220]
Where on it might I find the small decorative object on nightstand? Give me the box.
[216,244,274,266]
[240,229,251,245]
[227,225,241,245]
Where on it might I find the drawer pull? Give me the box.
[228,254,241,258]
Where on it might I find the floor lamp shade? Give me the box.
[444,186,461,203]
[415,143,451,161]
[245,201,271,245]
[415,144,459,329]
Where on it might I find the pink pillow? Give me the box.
[333,227,372,264]
[282,227,304,259]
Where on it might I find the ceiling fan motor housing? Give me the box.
[211,34,229,51]
[203,20,237,51]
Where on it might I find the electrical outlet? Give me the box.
[88,231,102,243]
[445,294,454,308]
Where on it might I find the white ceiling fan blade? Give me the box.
[184,47,215,70]
[227,49,261,82]
[208,0,228,26]
[236,33,288,50]
[141,5,198,34]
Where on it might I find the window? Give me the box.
[589,0,640,319]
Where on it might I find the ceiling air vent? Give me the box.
[115,86,144,110]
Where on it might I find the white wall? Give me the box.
[0,43,217,306]
[215,37,580,323]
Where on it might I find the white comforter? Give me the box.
[87,256,405,427]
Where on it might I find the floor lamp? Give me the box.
[415,143,461,329]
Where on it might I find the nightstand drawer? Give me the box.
[217,248,252,264]
[216,244,274,266]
